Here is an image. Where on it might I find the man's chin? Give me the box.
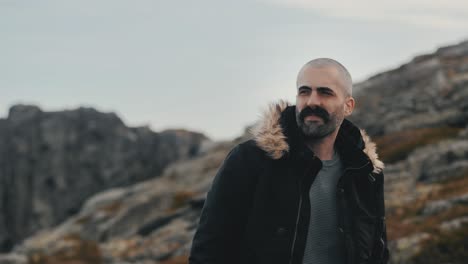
[300,124,335,139]
[301,127,323,137]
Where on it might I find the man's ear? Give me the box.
[344,96,355,117]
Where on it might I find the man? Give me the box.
[189,58,390,264]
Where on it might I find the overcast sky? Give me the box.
[2,0,468,140]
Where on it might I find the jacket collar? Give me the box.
[249,100,384,174]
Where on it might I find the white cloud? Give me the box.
[261,0,468,29]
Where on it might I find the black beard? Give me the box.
[295,106,337,139]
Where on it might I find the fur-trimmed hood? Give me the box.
[249,100,384,174]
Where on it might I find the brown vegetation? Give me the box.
[98,201,123,214]
[27,234,102,264]
[387,171,468,240]
[434,172,468,199]
[169,190,197,212]
[410,222,468,264]
[374,127,462,163]
[159,255,189,264]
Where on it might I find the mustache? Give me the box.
[299,106,330,122]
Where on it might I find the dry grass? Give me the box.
[434,172,468,199]
[387,203,468,240]
[387,171,468,240]
[74,215,92,225]
[374,126,462,163]
[410,222,468,264]
[386,198,429,240]
[168,190,196,212]
[159,255,189,264]
[98,201,123,214]
[28,234,102,264]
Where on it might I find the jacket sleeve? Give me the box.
[370,171,390,264]
[188,143,259,264]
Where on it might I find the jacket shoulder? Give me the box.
[236,139,269,162]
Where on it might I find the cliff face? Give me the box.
[350,40,468,136]
[1,40,468,264]
[0,105,208,252]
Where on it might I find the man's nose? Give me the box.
[306,90,322,107]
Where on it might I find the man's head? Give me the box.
[295,58,355,139]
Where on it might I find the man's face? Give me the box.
[295,65,354,139]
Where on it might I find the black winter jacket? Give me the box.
[189,101,390,264]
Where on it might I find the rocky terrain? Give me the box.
[1,39,468,264]
[350,40,468,135]
[0,105,208,253]
[351,40,468,264]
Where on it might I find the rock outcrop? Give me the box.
[350,40,468,136]
[7,139,236,264]
[0,105,208,252]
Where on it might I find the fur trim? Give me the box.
[248,100,290,159]
[359,129,385,173]
[249,100,384,174]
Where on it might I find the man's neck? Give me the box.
[304,129,339,161]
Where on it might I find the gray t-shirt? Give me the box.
[302,149,346,264]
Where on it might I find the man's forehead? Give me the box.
[296,65,344,88]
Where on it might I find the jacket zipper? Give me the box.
[288,178,303,264]
[288,159,314,264]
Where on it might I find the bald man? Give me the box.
[189,58,390,264]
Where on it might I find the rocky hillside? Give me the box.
[1,39,468,264]
[350,40,468,135]
[350,39,468,264]
[0,105,208,253]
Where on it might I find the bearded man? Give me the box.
[189,58,390,264]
